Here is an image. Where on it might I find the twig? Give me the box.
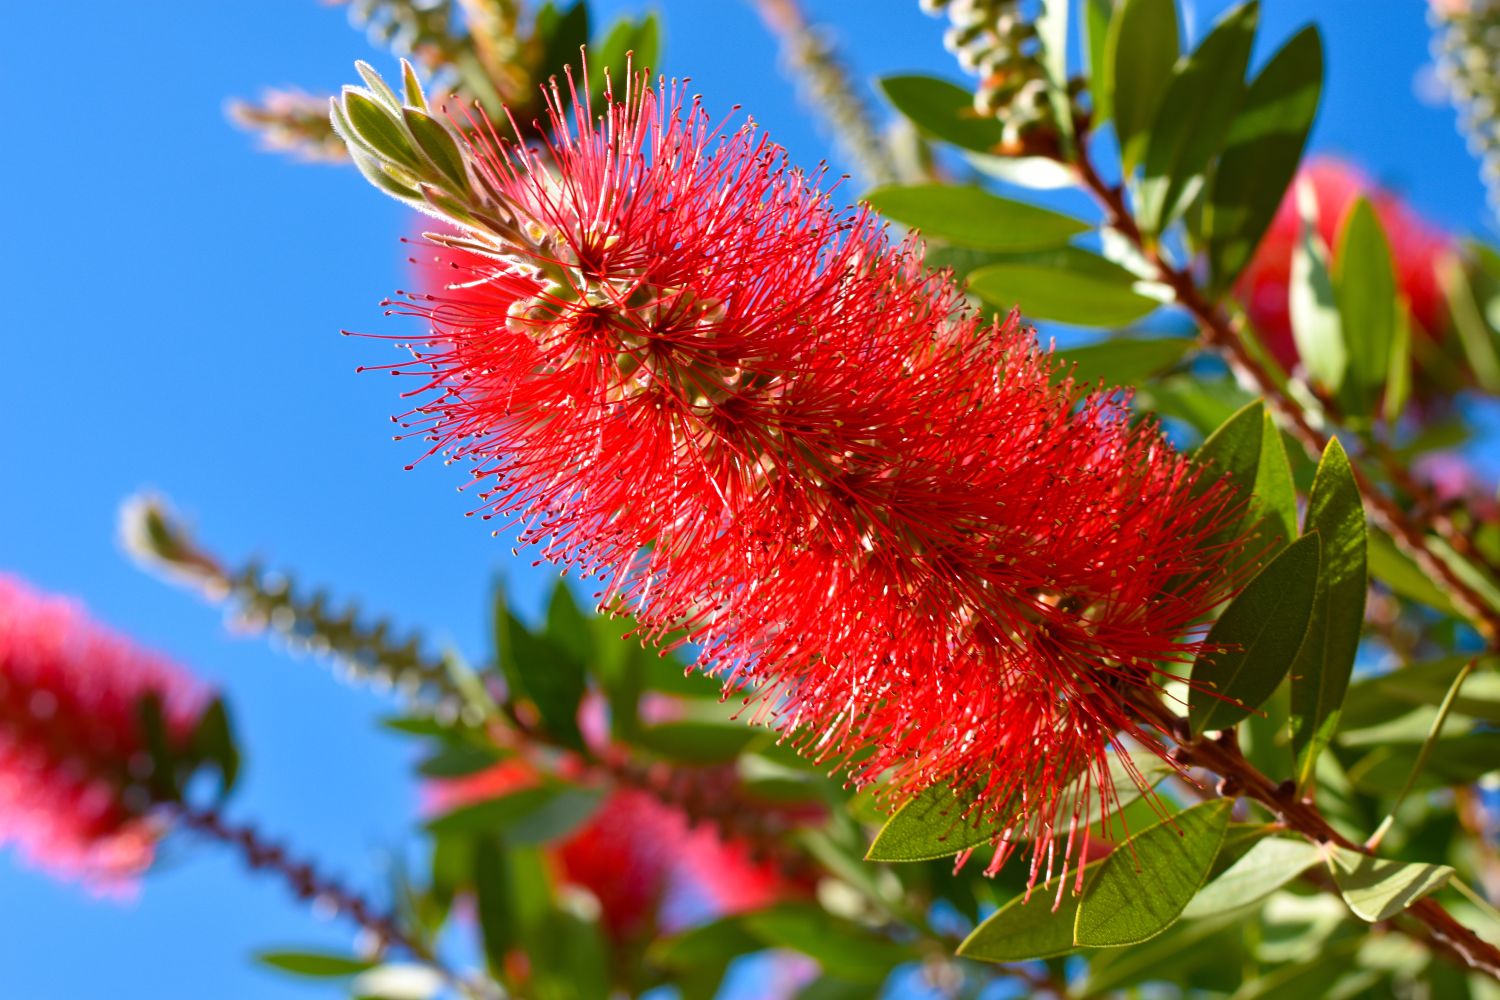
[1070,147,1500,648]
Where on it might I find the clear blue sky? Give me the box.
[0,2,1486,997]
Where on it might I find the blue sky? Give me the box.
[0,2,1487,997]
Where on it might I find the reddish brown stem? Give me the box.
[1131,697,1500,979]
[1071,149,1500,647]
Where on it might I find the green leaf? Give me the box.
[1442,250,1500,393]
[493,586,586,750]
[1137,2,1258,234]
[189,696,241,798]
[863,184,1090,251]
[1384,304,1413,425]
[1196,399,1265,510]
[957,859,1106,962]
[877,75,1002,153]
[1335,199,1399,413]
[342,89,422,172]
[1251,413,1299,550]
[425,785,602,841]
[401,107,468,191]
[968,247,1161,327]
[1366,531,1458,616]
[1330,849,1454,922]
[865,784,1008,863]
[1345,656,1500,725]
[1204,25,1323,292]
[1074,800,1232,947]
[1180,836,1321,919]
[1107,0,1180,174]
[1290,439,1367,787]
[629,720,763,763]
[1289,182,1348,390]
[1189,532,1320,734]
[256,950,377,978]
[588,13,661,102]
[650,915,763,970]
[416,744,507,778]
[1035,0,1073,151]
[742,904,914,984]
[1083,0,1116,123]
[1345,732,1500,793]
[536,1,592,87]
[1059,336,1195,388]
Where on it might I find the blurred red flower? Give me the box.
[425,759,795,940]
[378,76,1244,881]
[0,574,208,889]
[1235,156,1451,372]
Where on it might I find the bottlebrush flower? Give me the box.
[0,574,209,889]
[1235,156,1451,372]
[343,67,1245,882]
[424,761,796,940]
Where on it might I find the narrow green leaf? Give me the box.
[1345,732,1500,793]
[416,744,507,778]
[968,247,1160,327]
[354,60,402,109]
[401,108,468,192]
[1330,849,1454,922]
[1180,836,1321,919]
[649,915,762,970]
[342,89,422,172]
[256,951,377,978]
[1252,412,1299,552]
[472,837,514,973]
[743,905,915,984]
[1073,800,1232,947]
[863,184,1090,251]
[1291,439,1368,787]
[1137,3,1258,233]
[1108,0,1180,174]
[629,720,763,763]
[189,696,241,798]
[1189,532,1321,734]
[866,783,1007,863]
[957,859,1106,962]
[1204,25,1323,292]
[493,587,586,750]
[1442,251,1500,393]
[1289,183,1348,390]
[1366,530,1458,616]
[1084,0,1116,123]
[877,75,1002,153]
[1196,399,1265,508]
[1345,656,1500,725]
[425,785,601,841]
[400,59,427,110]
[1035,0,1073,151]
[536,0,591,87]
[1383,304,1413,425]
[1335,199,1398,414]
[1060,336,1195,388]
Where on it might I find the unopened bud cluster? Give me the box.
[1431,0,1500,219]
[921,0,1078,150]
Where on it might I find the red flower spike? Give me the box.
[1235,156,1451,373]
[0,574,209,890]
[374,74,1248,884]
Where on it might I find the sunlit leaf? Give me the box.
[968,247,1161,327]
[1107,0,1179,173]
[1330,849,1453,923]
[864,184,1090,251]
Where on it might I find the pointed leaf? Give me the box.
[1335,199,1398,413]
[257,950,377,978]
[1190,532,1321,734]
[866,784,1009,863]
[1181,836,1322,919]
[878,75,1002,153]
[968,248,1160,327]
[1251,412,1299,552]
[957,859,1106,962]
[1289,182,1347,390]
[1083,0,1116,123]
[1291,439,1367,786]
[1059,336,1195,388]
[863,184,1090,251]
[1108,0,1180,174]
[1205,25,1323,292]
[1073,800,1232,947]
[1137,3,1259,233]
[1330,850,1453,922]
[1196,399,1264,507]
[493,587,586,750]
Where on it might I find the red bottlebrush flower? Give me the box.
[425,760,796,940]
[1235,156,1451,372]
[0,574,209,889]
[374,75,1244,882]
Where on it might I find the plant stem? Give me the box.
[1071,147,1500,648]
[174,802,489,996]
[1130,696,1500,980]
